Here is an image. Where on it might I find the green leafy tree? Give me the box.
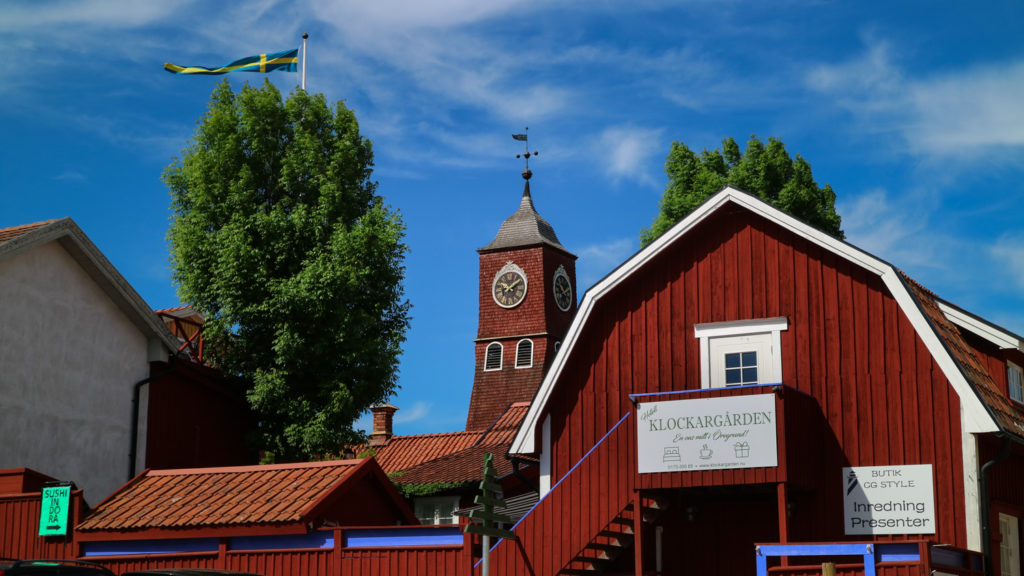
[641,135,844,246]
[164,80,410,460]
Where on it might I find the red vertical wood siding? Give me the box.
[485,412,635,575]
[544,207,967,547]
[0,492,82,560]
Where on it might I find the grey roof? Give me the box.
[480,181,569,253]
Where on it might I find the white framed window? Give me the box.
[1009,362,1024,404]
[516,339,534,369]
[484,342,503,371]
[694,317,787,389]
[415,496,460,525]
[1001,513,1021,576]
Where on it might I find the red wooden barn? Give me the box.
[486,186,1024,576]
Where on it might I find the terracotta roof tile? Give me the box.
[0,220,57,244]
[383,402,531,486]
[370,431,482,474]
[902,273,1024,438]
[391,444,517,486]
[78,460,362,533]
[478,402,530,445]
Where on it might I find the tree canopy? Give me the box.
[164,80,410,461]
[641,135,844,246]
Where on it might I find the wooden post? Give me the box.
[633,491,645,576]
[777,483,790,567]
[822,562,837,576]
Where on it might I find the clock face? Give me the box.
[493,269,527,308]
[553,271,572,311]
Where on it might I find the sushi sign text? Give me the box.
[636,393,778,473]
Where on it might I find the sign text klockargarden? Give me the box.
[636,394,778,473]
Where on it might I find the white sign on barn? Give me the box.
[636,394,778,474]
[843,465,935,535]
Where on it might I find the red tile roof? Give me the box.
[903,274,1024,438]
[0,220,57,244]
[371,431,481,474]
[391,444,517,485]
[78,460,367,533]
[381,402,532,486]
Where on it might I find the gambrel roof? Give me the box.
[511,186,1024,454]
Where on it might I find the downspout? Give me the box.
[128,357,180,481]
[980,434,1013,576]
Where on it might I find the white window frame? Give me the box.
[694,317,788,389]
[484,342,503,371]
[414,495,460,526]
[1009,361,1024,404]
[515,339,534,369]
[1001,512,1021,576]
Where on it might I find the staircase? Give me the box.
[558,497,669,575]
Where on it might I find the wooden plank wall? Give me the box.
[484,412,635,575]
[80,543,467,576]
[0,492,82,560]
[545,207,968,547]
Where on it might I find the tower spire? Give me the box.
[512,128,538,181]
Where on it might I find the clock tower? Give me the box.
[466,167,577,431]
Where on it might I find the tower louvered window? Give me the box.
[516,339,534,369]
[485,342,503,371]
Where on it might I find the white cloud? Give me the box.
[576,237,637,290]
[594,125,665,188]
[806,36,1024,158]
[394,401,432,425]
[0,0,192,31]
[991,233,1024,293]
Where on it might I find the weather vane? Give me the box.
[512,127,538,180]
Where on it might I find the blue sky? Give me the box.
[3,1,1024,436]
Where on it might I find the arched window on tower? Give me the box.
[484,342,503,371]
[515,339,534,369]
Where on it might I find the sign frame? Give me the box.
[843,465,935,535]
[38,481,74,537]
[636,393,778,474]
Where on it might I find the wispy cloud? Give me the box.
[594,125,666,188]
[577,237,638,290]
[394,401,432,425]
[991,233,1024,293]
[806,34,1024,159]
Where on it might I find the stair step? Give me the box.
[598,528,634,539]
[586,542,627,552]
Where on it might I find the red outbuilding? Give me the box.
[488,186,1024,576]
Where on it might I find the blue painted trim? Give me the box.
[230,531,333,551]
[755,543,879,576]
[875,542,920,562]
[345,527,463,548]
[475,411,634,568]
[81,537,218,557]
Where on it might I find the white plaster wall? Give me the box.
[0,242,151,504]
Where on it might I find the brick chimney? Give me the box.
[369,403,398,447]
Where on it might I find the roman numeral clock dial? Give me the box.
[493,263,527,308]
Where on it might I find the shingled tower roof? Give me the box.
[480,181,568,253]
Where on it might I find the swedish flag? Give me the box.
[164,49,298,75]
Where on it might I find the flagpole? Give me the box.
[301,33,308,90]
